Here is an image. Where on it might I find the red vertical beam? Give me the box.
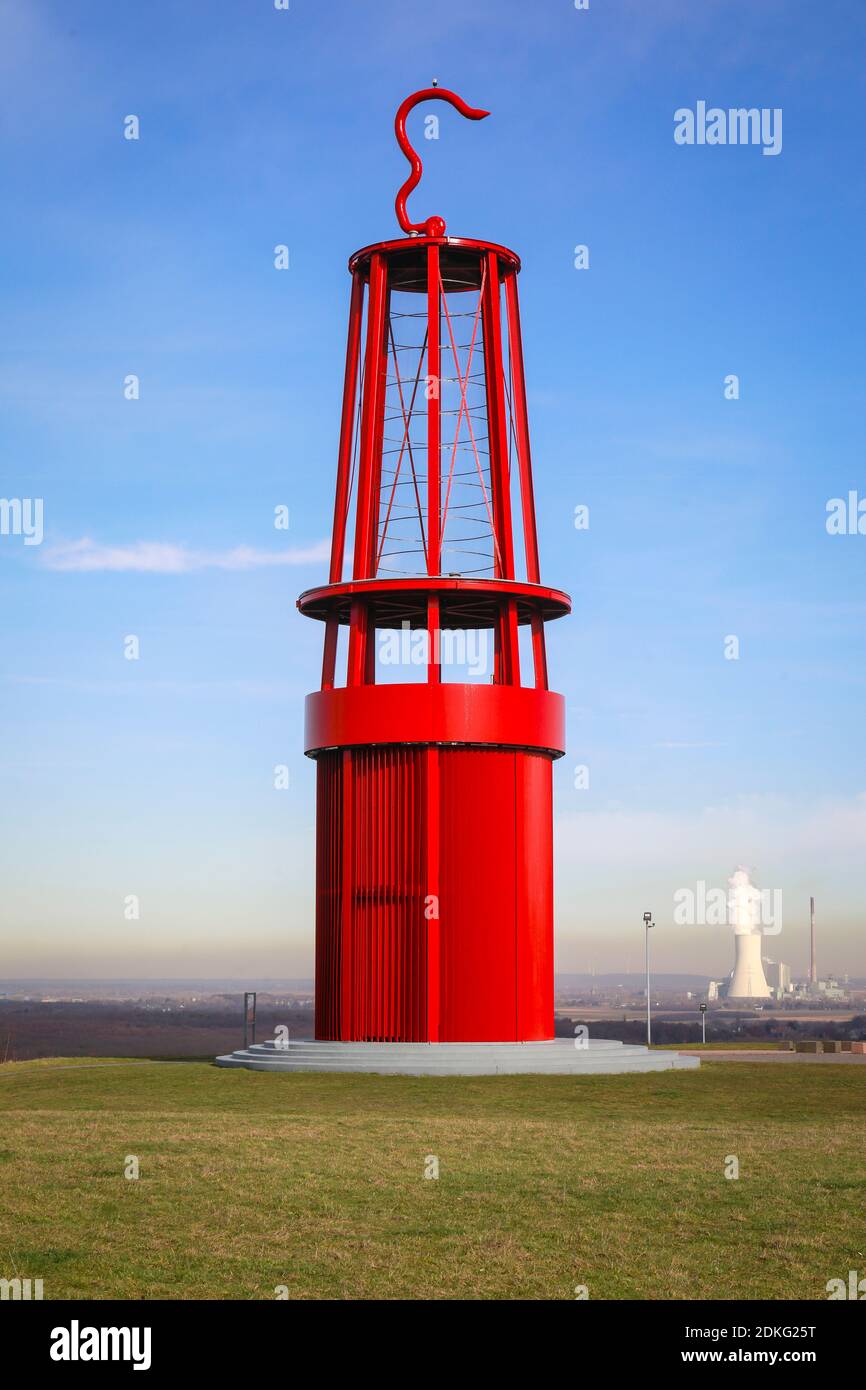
[364,615,376,685]
[504,271,547,689]
[368,281,391,571]
[513,752,519,1037]
[502,600,520,685]
[374,751,380,1039]
[352,255,388,578]
[346,600,368,687]
[332,757,340,1035]
[348,254,388,687]
[359,751,367,1034]
[380,751,386,1039]
[409,752,416,1037]
[529,611,549,691]
[314,759,325,1034]
[493,621,503,685]
[427,597,440,685]
[427,244,441,577]
[482,251,516,578]
[503,272,540,582]
[391,752,396,1039]
[482,251,520,687]
[322,272,365,690]
[408,751,414,1038]
[427,246,442,686]
[367,278,391,692]
[362,754,368,1035]
[331,274,364,566]
[425,746,440,1041]
[380,752,385,1041]
[339,749,354,1038]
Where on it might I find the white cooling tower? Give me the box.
[728,867,771,999]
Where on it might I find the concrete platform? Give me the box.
[215,1038,700,1076]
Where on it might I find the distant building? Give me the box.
[793,976,850,1002]
[817,977,848,1000]
[763,959,791,999]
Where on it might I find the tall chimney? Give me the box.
[809,896,817,985]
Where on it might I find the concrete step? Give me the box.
[238,1039,642,1054]
[223,1040,673,1055]
[245,1039,629,1050]
[214,1038,699,1075]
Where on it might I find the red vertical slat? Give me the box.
[425,745,440,1041]
[427,243,441,576]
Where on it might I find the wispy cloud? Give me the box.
[3,675,300,698]
[41,538,330,574]
[556,793,866,870]
[653,740,726,750]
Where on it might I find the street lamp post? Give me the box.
[643,911,654,1046]
[700,1002,707,1045]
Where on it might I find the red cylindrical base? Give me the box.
[314,744,554,1042]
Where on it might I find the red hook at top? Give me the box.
[394,86,490,237]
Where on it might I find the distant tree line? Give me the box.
[554,1015,866,1046]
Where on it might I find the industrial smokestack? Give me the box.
[810,896,817,984]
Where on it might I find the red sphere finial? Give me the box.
[394,87,489,237]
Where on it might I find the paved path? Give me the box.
[674,1049,866,1064]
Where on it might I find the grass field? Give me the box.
[654,1041,783,1050]
[1,1058,863,1300]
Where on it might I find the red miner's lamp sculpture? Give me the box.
[298,88,571,1044]
[216,93,700,1075]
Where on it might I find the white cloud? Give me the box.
[653,740,726,750]
[556,793,866,871]
[553,793,866,971]
[42,537,330,574]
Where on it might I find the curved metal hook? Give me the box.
[394,87,490,237]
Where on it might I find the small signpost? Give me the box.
[643,911,654,1046]
[243,992,257,1049]
[699,1002,707,1045]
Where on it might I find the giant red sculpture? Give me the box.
[298,88,571,1043]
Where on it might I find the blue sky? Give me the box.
[1,0,865,979]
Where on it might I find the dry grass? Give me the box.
[0,1059,863,1300]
